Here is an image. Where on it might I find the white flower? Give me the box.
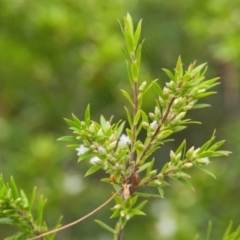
[202,157,210,165]
[98,146,106,155]
[150,120,158,130]
[197,157,210,165]
[118,134,131,148]
[76,144,89,156]
[90,156,101,165]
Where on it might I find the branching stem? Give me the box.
[130,81,139,163]
[28,189,122,240]
[138,97,175,162]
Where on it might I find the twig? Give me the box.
[28,188,122,240]
[138,97,175,162]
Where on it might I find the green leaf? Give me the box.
[78,151,91,162]
[152,81,164,98]
[29,187,36,210]
[72,114,82,128]
[100,115,107,129]
[208,140,225,151]
[20,190,29,209]
[134,110,141,125]
[95,220,116,234]
[172,126,187,132]
[192,103,211,109]
[126,13,134,35]
[137,162,151,173]
[160,130,173,138]
[124,107,133,127]
[116,121,125,139]
[57,136,76,141]
[9,177,18,199]
[197,167,216,179]
[146,158,155,176]
[129,208,146,216]
[110,209,120,219]
[191,63,207,75]
[198,131,216,153]
[114,194,124,205]
[84,165,102,177]
[175,139,186,155]
[126,61,134,86]
[133,192,162,198]
[136,42,143,69]
[206,221,212,240]
[0,217,13,224]
[175,56,183,79]
[162,68,175,81]
[36,196,46,225]
[84,104,91,125]
[64,118,78,128]
[121,90,134,106]
[172,177,195,191]
[195,92,216,99]
[133,19,142,46]
[157,187,164,198]
[135,200,148,210]
[67,144,81,150]
[222,221,233,239]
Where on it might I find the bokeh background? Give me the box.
[0,0,240,239]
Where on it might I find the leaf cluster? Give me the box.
[58,14,231,237]
[0,176,61,240]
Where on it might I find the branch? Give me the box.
[138,97,175,161]
[28,188,122,240]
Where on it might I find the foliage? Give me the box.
[57,14,230,239]
[0,5,237,240]
[0,175,61,239]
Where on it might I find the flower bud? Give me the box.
[149,112,155,120]
[150,121,158,131]
[186,146,195,159]
[139,81,147,91]
[183,162,193,168]
[142,121,149,129]
[149,170,157,177]
[107,141,117,150]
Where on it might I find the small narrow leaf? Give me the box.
[95,220,116,234]
[133,192,162,198]
[72,114,82,128]
[134,110,141,125]
[133,19,142,46]
[129,208,146,216]
[175,139,186,155]
[192,104,211,109]
[206,221,212,240]
[137,162,151,173]
[222,221,233,239]
[197,167,216,179]
[124,107,133,126]
[191,63,207,75]
[152,81,164,98]
[57,136,76,142]
[84,105,91,125]
[162,68,175,81]
[172,177,195,191]
[100,115,107,129]
[84,165,102,177]
[9,177,19,199]
[29,187,37,210]
[121,90,134,106]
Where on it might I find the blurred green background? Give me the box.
[0,0,240,239]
